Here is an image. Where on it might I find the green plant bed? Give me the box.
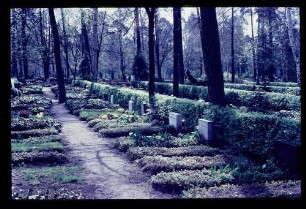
[151,167,235,193]
[11,128,59,139]
[127,145,219,160]
[79,109,121,121]
[182,180,301,198]
[114,135,199,152]
[17,165,85,184]
[11,142,64,153]
[94,122,148,132]
[11,117,61,131]
[98,125,165,138]
[136,154,236,174]
[11,135,61,143]
[12,151,67,166]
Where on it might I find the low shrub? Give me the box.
[136,155,235,174]
[12,151,67,166]
[182,180,301,198]
[151,167,236,193]
[98,126,165,138]
[11,142,64,153]
[127,145,219,160]
[11,117,61,131]
[11,135,61,143]
[11,128,59,139]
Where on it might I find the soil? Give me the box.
[41,87,177,199]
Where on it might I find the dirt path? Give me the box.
[43,87,176,199]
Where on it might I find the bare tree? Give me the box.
[49,8,66,103]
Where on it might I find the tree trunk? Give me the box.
[268,8,275,82]
[21,9,29,79]
[145,8,156,124]
[40,9,50,80]
[11,9,18,77]
[200,7,226,106]
[155,11,162,81]
[135,7,142,56]
[61,9,71,80]
[173,7,180,97]
[231,7,235,83]
[177,8,184,84]
[197,7,205,79]
[119,29,126,82]
[81,10,92,80]
[92,8,99,82]
[49,8,66,103]
[286,7,300,84]
[250,8,256,82]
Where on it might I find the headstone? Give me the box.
[110,95,114,104]
[169,112,182,132]
[131,75,135,81]
[129,100,134,112]
[140,101,147,115]
[198,119,213,142]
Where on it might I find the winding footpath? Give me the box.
[43,87,176,199]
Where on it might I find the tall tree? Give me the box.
[39,9,50,80]
[92,8,99,82]
[250,7,256,82]
[49,8,66,103]
[155,10,162,81]
[231,7,235,83]
[60,9,71,80]
[10,8,19,77]
[200,7,226,106]
[173,8,180,97]
[177,8,184,84]
[21,8,29,79]
[286,7,300,85]
[145,7,157,124]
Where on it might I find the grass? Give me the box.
[11,142,64,153]
[18,165,84,184]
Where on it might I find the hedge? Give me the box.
[182,180,301,198]
[11,142,64,153]
[12,151,67,166]
[136,155,235,174]
[224,83,300,96]
[11,135,61,144]
[151,168,235,193]
[127,145,220,160]
[136,81,300,111]
[11,128,59,139]
[98,126,165,138]
[73,80,301,160]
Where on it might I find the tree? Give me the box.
[145,7,157,124]
[80,9,92,80]
[40,9,50,80]
[49,8,66,103]
[21,9,29,79]
[60,9,71,80]
[231,7,235,83]
[200,7,226,106]
[250,7,256,82]
[155,10,162,81]
[286,7,300,85]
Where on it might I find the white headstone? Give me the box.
[129,100,134,112]
[141,101,146,115]
[110,95,114,104]
[198,119,213,142]
[169,112,182,132]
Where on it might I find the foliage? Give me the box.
[11,128,59,139]
[11,117,61,131]
[12,151,67,166]
[98,125,164,138]
[11,142,64,153]
[11,135,61,144]
[182,180,301,198]
[127,145,219,160]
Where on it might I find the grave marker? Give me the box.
[141,101,147,115]
[198,119,213,142]
[169,112,182,132]
[129,100,134,112]
[110,95,114,104]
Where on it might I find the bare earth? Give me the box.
[43,87,177,199]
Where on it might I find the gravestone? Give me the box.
[140,101,147,115]
[198,119,213,142]
[169,112,182,132]
[110,95,114,104]
[129,100,134,112]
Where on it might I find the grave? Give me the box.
[129,100,134,112]
[198,119,213,142]
[169,112,182,132]
[110,95,114,104]
[141,101,147,115]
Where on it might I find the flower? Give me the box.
[36,112,44,118]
